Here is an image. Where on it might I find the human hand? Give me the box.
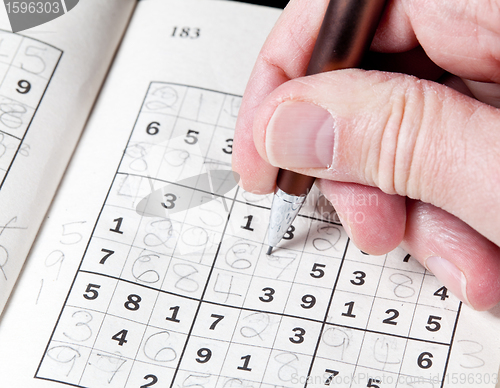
[232,0,500,310]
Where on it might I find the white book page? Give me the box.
[0,0,136,312]
[0,1,499,387]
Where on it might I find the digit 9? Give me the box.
[16,80,31,94]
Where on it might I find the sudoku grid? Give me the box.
[36,82,461,388]
[0,29,61,188]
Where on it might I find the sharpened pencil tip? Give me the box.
[267,246,273,255]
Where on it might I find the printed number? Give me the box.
[259,287,275,302]
[83,283,100,300]
[222,138,233,154]
[417,352,433,369]
[140,374,158,388]
[209,314,224,330]
[146,121,159,135]
[112,329,128,346]
[324,369,339,385]
[241,215,254,231]
[300,294,316,309]
[282,225,295,240]
[367,378,381,387]
[184,129,199,145]
[310,263,326,278]
[350,271,366,286]
[237,355,252,371]
[196,348,212,363]
[289,327,305,344]
[16,80,31,94]
[110,217,124,234]
[434,286,449,300]
[172,26,200,39]
[166,306,180,323]
[124,294,141,311]
[425,315,442,332]
[162,193,177,209]
[342,301,356,318]
[99,248,114,264]
[382,309,399,325]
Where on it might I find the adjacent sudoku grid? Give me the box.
[0,30,62,188]
[36,82,462,388]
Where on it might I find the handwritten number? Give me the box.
[140,374,158,388]
[112,329,128,346]
[99,248,114,264]
[382,309,399,325]
[21,46,46,74]
[403,254,411,262]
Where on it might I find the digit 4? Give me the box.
[434,286,449,300]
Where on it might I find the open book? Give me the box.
[0,1,498,387]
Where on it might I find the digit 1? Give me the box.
[341,301,356,318]
[110,217,124,234]
[166,306,180,323]
[241,215,254,231]
[237,355,252,371]
[172,26,177,36]
[403,254,411,262]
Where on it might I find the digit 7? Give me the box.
[209,314,224,330]
[324,369,339,385]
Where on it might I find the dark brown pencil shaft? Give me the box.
[276,0,387,197]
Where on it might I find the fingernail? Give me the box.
[266,101,334,168]
[425,256,472,308]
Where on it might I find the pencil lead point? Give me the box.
[266,246,273,255]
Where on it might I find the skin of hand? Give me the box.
[232,0,500,311]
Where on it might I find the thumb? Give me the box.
[254,69,500,246]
